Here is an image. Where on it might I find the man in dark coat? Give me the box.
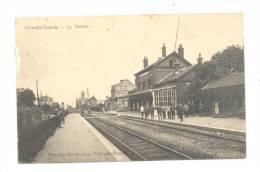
[162,106,166,119]
[144,107,149,119]
[170,104,175,120]
[150,106,155,120]
[157,106,162,121]
[177,103,184,122]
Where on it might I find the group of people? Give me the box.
[139,103,190,122]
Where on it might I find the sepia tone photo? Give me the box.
[16,13,245,163]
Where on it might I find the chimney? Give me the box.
[178,44,184,58]
[162,43,166,58]
[143,56,148,68]
[197,53,203,65]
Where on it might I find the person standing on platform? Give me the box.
[58,110,65,128]
[150,105,155,120]
[162,106,166,119]
[179,103,184,122]
[167,106,171,119]
[164,106,167,119]
[170,104,175,120]
[144,107,149,119]
[177,103,182,121]
[157,106,162,121]
[102,107,105,115]
[140,105,144,118]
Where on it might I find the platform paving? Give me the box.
[33,113,130,163]
[107,111,246,133]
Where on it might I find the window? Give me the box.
[169,60,173,67]
[154,89,176,107]
[148,79,152,89]
[137,82,141,90]
[142,81,146,90]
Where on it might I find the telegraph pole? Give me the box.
[174,18,180,52]
[36,79,40,106]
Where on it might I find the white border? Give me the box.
[1,0,260,172]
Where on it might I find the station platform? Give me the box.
[33,113,130,163]
[107,111,246,133]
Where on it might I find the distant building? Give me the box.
[80,91,86,105]
[89,96,97,106]
[75,90,89,110]
[201,72,245,117]
[109,79,135,111]
[76,98,81,109]
[111,79,136,98]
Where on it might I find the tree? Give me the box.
[17,88,35,107]
[195,45,244,89]
[42,104,53,114]
[52,102,60,110]
[186,45,244,112]
[211,45,244,74]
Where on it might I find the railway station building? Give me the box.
[107,79,135,111]
[200,72,245,117]
[119,43,203,111]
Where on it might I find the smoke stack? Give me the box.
[162,43,166,58]
[143,56,148,68]
[197,53,203,65]
[178,44,184,58]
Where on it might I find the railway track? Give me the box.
[116,115,246,143]
[86,117,193,161]
[85,112,245,144]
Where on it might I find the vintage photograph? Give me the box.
[16,13,245,163]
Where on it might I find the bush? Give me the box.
[17,89,35,107]
[17,107,63,163]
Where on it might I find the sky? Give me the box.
[16,13,243,106]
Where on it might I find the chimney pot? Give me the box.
[143,56,148,68]
[162,43,166,58]
[178,44,184,58]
